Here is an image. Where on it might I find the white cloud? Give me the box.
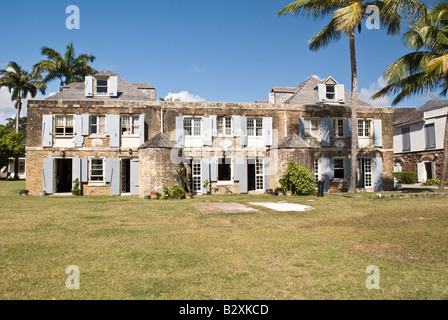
[358,76,391,106]
[190,66,204,73]
[310,74,321,80]
[164,91,206,102]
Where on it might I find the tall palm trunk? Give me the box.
[349,30,358,193]
[13,98,22,180]
[439,110,448,190]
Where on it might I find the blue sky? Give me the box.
[0,0,440,124]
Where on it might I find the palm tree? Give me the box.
[33,42,97,89]
[278,0,426,193]
[372,1,448,190]
[0,62,46,179]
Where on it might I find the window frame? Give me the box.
[333,118,345,138]
[95,77,109,96]
[217,117,233,136]
[54,115,74,137]
[217,158,232,183]
[402,126,411,151]
[90,115,106,136]
[425,123,436,149]
[88,157,106,185]
[326,84,336,101]
[333,158,346,181]
[304,117,320,139]
[247,118,263,137]
[358,119,373,138]
[184,117,202,137]
[121,115,140,137]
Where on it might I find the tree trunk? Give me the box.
[13,99,22,180]
[349,31,359,193]
[439,111,448,190]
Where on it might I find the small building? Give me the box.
[393,100,448,182]
[0,158,26,180]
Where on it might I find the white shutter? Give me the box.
[175,117,184,146]
[374,119,383,147]
[130,159,139,196]
[417,162,425,183]
[263,117,273,146]
[42,115,53,147]
[106,114,121,147]
[85,76,93,97]
[318,84,326,103]
[338,84,345,103]
[108,76,118,97]
[139,113,146,146]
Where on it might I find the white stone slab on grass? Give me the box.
[249,202,314,212]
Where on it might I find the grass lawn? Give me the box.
[0,180,447,300]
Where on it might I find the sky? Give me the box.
[0,0,442,124]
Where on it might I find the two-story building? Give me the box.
[25,72,394,197]
[393,100,448,182]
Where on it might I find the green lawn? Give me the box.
[0,180,447,300]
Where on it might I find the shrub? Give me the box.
[171,184,186,198]
[279,159,316,196]
[422,178,440,186]
[394,172,418,184]
[159,186,172,200]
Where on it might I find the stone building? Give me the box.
[25,72,394,196]
[393,100,447,182]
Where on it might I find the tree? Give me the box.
[278,0,426,193]
[33,42,97,89]
[372,2,448,190]
[279,159,317,195]
[0,126,25,170]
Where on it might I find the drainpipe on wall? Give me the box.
[161,108,164,134]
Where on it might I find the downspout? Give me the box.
[161,107,164,134]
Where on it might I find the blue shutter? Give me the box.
[318,84,326,103]
[201,158,210,194]
[42,158,54,194]
[105,158,120,195]
[320,118,332,147]
[81,158,88,183]
[321,158,333,193]
[345,118,352,137]
[240,116,247,147]
[74,115,84,147]
[299,117,305,139]
[176,117,184,146]
[85,76,93,97]
[210,157,217,182]
[139,113,146,146]
[345,157,352,181]
[239,158,248,194]
[72,157,81,183]
[357,157,363,188]
[233,115,242,137]
[372,157,383,192]
[106,114,120,147]
[374,119,383,147]
[42,115,53,147]
[263,157,269,190]
[202,117,213,146]
[210,115,218,137]
[81,114,90,136]
[108,76,118,97]
[338,84,345,103]
[233,158,240,182]
[130,158,139,196]
[264,117,273,146]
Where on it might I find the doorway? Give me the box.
[121,159,131,194]
[56,158,72,193]
[358,158,372,189]
[247,158,264,192]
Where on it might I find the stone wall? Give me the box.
[394,150,447,180]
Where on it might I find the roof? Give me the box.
[274,134,313,149]
[271,76,373,107]
[46,70,156,101]
[393,100,448,126]
[139,133,177,149]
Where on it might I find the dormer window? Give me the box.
[317,77,345,103]
[95,78,108,95]
[326,85,336,101]
[84,75,118,97]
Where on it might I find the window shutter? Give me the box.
[130,158,139,196]
[402,127,411,151]
[321,158,332,193]
[345,118,352,137]
[105,158,120,195]
[42,115,53,147]
[357,157,363,188]
[42,158,54,194]
[210,157,217,182]
[318,84,326,103]
[374,119,383,147]
[202,117,213,146]
[233,158,240,181]
[431,161,436,178]
[139,113,146,146]
[74,115,84,147]
[338,84,345,103]
[320,118,332,147]
[210,115,218,137]
[240,116,247,147]
[201,159,210,194]
[106,114,121,147]
[81,158,88,183]
[417,162,424,182]
[263,157,269,190]
[81,114,90,136]
[85,76,93,97]
[299,117,305,139]
[372,157,383,192]
[108,76,118,97]
[233,115,242,137]
[345,157,352,181]
[72,157,81,184]
[175,117,184,146]
[263,117,273,146]
[269,92,275,104]
[238,158,248,194]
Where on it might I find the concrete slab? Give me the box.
[193,202,259,214]
[248,202,314,212]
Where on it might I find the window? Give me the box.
[95,78,108,94]
[90,115,106,135]
[218,158,231,181]
[90,158,104,183]
[255,159,264,190]
[121,116,140,136]
[184,118,201,136]
[402,126,411,151]
[55,115,74,136]
[217,117,232,136]
[18,159,25,175]
[304,118,319,138]
[334,159,345,179]
[358,119,372,137]
[364,159,372,187]
[333,118,345,137]
[314,159,320,182]
[425,123,436,149]
[247,118,263,137]
[192,160,201,193]
[326,85,336,101]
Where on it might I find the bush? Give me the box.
[279,159,316,196]
[422,178,440,186]
[394,172,418,184]
[159,187,172,200]
[171,184,185,198]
